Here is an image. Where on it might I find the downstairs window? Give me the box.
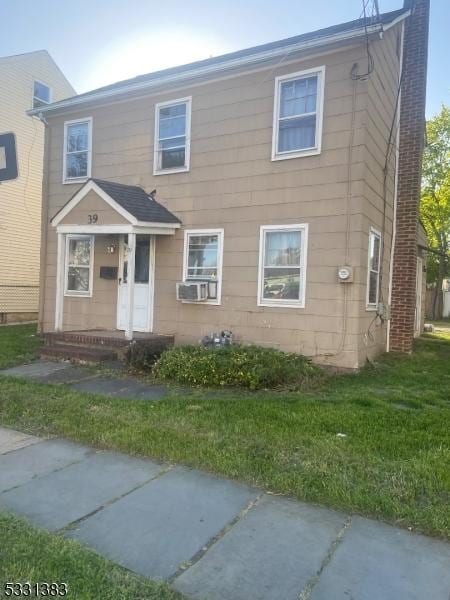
[258,224,308,307]
[366,228,381,309]
[65,235,94,296]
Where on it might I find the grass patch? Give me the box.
[0,326,449,540]
[0,324,41,369]
[0,512,180,599]
[431,319,450,330]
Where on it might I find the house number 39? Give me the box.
[88,214,98,224]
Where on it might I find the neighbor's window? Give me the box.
[183,229,223,303]
[272,67,325,160]
[63,118,92,183]
[366,228,381,309]
[65,235,94,296]
[32,80,51,108]
[154,97,191,174]
[258,224,308,307]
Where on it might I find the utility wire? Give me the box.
[352,0,375,81]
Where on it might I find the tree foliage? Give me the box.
[420,106,450,315]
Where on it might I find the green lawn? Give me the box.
[0,323,42,369]
[0,326,449,541]
[432,319,450,330]
[0,512,179,599]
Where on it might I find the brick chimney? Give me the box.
[389,0,430,352]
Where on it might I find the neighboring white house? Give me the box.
[0,50,75,322]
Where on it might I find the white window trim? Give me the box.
[257,223,308,309]
[182,228,224,305]
[271,66,325,161]
[366,227,382,311]
[32,79,52,109]
[63,117,93,184]
[64,234,94,297]
[153,96,192,175]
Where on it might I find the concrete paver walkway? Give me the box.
[1,427,450,599]
[1,360,168,400]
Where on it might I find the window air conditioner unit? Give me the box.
[176,281,208,302]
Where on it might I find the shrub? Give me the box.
[125,340,168,371]
[153,344,322,390]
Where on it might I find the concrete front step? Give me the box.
[40,344,117,364]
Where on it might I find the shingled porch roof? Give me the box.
[51,178,181,232]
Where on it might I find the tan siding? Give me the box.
[357,26,402,363]
[59,190,130,225]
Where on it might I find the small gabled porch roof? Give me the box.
[51,178,181,235]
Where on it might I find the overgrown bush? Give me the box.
[153,344,322,390]
[125,340,168,371]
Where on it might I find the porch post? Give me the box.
[55,232,65,331]
[125,232,136,340]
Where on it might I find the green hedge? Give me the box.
[153,344,322,390]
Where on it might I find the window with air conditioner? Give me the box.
[182,229,224,304]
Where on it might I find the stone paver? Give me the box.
[0,438,93,492]
[0,427,42,455]
[68,467,258,580]
[34,365,95,384]
[1,361,70,379]
[1,426,450,599]
[0,361,168,400]
[1,451,164,531]
[310,516,450,600]
[174,495,347,600]
[71,376,167,400]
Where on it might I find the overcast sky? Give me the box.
[1,0,447,117]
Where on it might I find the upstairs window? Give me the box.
[63,118,92,183]
[272,67,325,160]
[154,97,191,174]
[32,80,51,108]
[258,224,308,308]
[183,229,223,304]
[366,228,381,309]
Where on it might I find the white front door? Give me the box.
[117,235,154,332]
[415,257,423,337]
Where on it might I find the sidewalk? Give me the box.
[1,426,450,600]
[1,360,169,400]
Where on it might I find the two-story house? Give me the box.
[0,50,75,322]
[30,0,429,370]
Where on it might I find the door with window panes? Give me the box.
[117,235,154,331]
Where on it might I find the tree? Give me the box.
[420,105,450,319]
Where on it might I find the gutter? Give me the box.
[27,13,409,117]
